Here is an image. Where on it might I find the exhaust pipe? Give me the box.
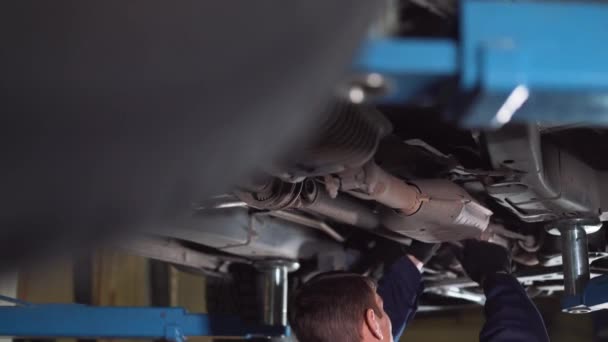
[343,162,422,215]
[301,179,380,231]
[341,162,492,242]
[237,163,493,243]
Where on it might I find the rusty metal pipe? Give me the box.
[380,179,493,242]
[301,179,380,230]
[268,210,346,243]
[359,162,422,215]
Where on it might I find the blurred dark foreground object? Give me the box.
[0,1,381,269]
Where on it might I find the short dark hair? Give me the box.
[289,272,381,342]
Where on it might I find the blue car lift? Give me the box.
[0,295,288,341]
[356,0,608,128]
[3,0,608,339]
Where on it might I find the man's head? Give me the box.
[290,272,392,342]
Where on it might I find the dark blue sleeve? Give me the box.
[376,256,423,341]
[481,273,549,342]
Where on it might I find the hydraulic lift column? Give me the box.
[547,218,603,313]
[255,260,299,326]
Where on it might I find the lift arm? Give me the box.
[0,296,288,342]
[355,0,608,127]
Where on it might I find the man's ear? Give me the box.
[364,308,384,340]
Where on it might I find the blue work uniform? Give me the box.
[376,256,550,342]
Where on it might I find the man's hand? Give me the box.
[407,255,424,271]
[461,239,511,285]
[406,240,441,271]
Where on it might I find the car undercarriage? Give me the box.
[116,100,608,315]
[95,0,608,319]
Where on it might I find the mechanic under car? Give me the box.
[290,240,550,342]
[5,0,608,341]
